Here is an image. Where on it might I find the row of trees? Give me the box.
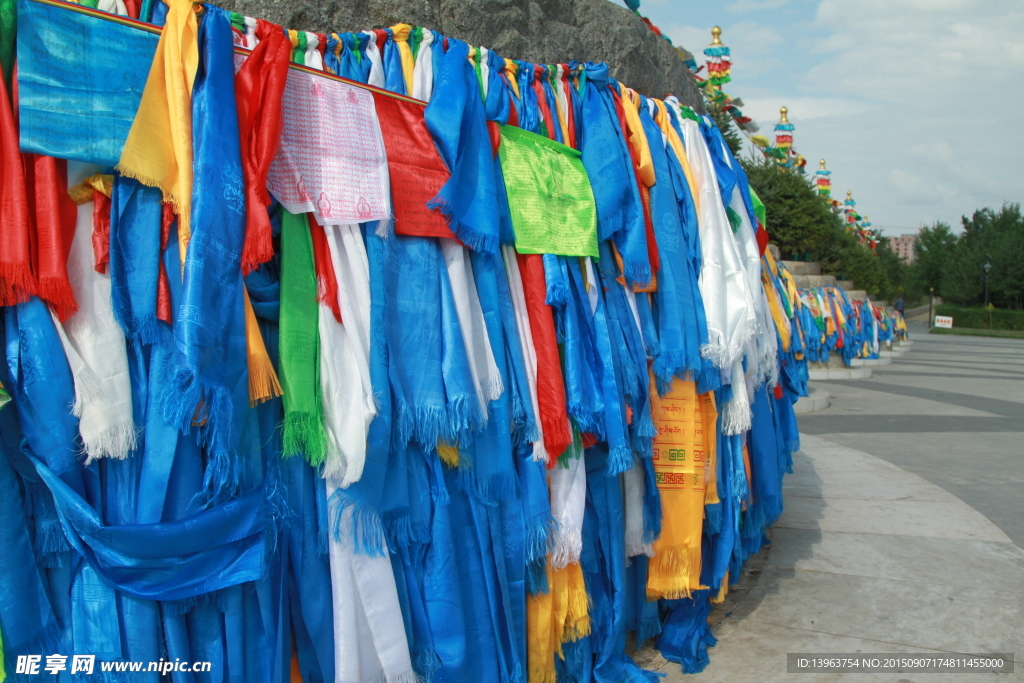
[915,205,1024,310]
[740,153,1022,309]
[742,156,907,301]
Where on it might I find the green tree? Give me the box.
[911,222,958,295]
[742,155,843,259]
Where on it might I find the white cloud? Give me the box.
[639,0,1024,228]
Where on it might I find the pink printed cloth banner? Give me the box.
[266,67,392,227]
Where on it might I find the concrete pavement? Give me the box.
[644,325,1024,681]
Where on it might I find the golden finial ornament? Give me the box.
[846,190,853,200]
[779,106,789,123]
[819,159,826,170]
[710,26,723,46]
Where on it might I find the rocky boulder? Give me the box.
[216,0,705,108]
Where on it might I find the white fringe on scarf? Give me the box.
[549,451,587,569]
[440,239,504,420]
[502,245,548,463]
[327,478,416,683]
[320,224,377,486]
[56,166,136,462]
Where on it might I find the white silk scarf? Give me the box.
[327,479,417,683]
[56,165,136,462]
[320,224,376,486]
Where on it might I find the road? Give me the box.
[801,323,1024,548]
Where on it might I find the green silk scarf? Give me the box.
[279,208,328,465]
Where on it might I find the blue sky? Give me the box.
[627,0,1024,236]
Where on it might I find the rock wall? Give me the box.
[215,0,705,109]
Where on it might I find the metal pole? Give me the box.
[928,287,934,328]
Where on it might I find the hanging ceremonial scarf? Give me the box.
[320,222,377,485]
[0,57,35,308]
[0,375,66,668]
[56,167,136,462]
[372,91,455,239]
[279,208,328,465]
[21,155,80,323]
[518,252,573,462]
[16,0,158,166]
[327,489,416,683]
[674,110,752,372]
[117,0,198,248]
[646,379,708,600]
[385,234,480,448]
[109,177,172,345]
[235,18,290,274]
[498,124,598,258]
[617,88,659,280]
[155,6,250,500]
[266,66,391,231]
[412,28,435,100]
[424,37,500,253]
[578,64,644,263]
[638,101,697,390]
[439,239,504,417]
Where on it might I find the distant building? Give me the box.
[891,233,918,263]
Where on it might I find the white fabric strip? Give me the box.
[327,479,417,683]
[362,31,385,88]
[320,224,377,486]
[304,32,324,71]
[549,452,587,568]
[440,239,504,419]
[56,163,136,462]
[672,104,752,372]
[412,30,434,101]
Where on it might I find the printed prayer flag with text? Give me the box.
[498,124,599,258]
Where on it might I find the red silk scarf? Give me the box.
[235,19,291,274]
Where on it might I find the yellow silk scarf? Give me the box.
[390,23,415,95]
[526,560,590,683]
[646,378,712,600]
[116,0,198,258]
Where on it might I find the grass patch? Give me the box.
[929,327,1024,340]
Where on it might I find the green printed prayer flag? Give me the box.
[498,124,599,258]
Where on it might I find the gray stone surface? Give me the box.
[214,0,706,106]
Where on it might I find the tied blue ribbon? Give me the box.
[425,38,501,254]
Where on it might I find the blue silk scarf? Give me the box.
[581,446,659,683]
[578,64,647,285]
[385,235,481,448]
[161,5,249,498]
[425,38,500,254]
[639,103,702,391]
[16,0,157,166]
[109,177,167,346]
[0,352,67,671]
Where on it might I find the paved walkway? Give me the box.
[646,327,1024,681]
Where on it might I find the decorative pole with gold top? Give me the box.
[815,158,832,198]
[704,25,732,93]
